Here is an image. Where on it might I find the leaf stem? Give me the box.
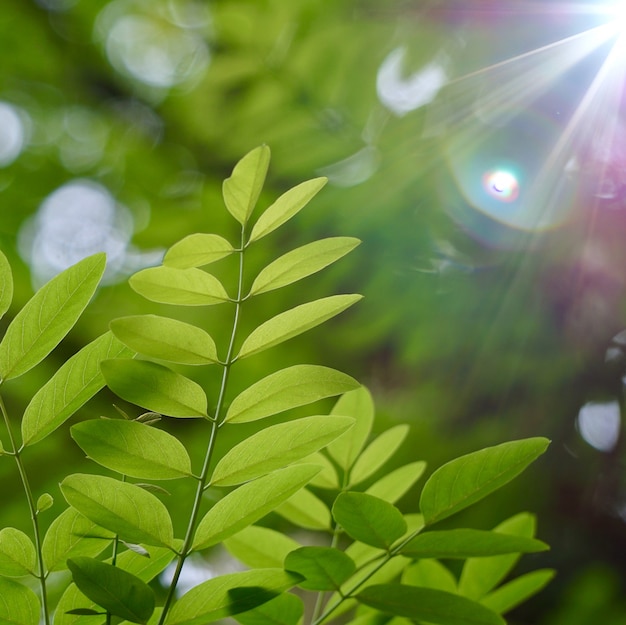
[158,226,247,624]
[0,394,50,625]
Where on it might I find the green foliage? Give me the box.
[0,148,552,625]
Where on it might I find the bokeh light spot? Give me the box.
[577,401,621,452]
[0,102,28,167]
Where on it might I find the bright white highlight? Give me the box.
[577,401,621,452]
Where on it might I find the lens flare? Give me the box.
[483,169,520,202]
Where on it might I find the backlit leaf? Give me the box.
[43,507,114,573]
[36,493,54,513]
[275,487,331,530]
[53,583,99,625]
[68,557,155,624]
[193,465,319,550]
[402,560,457,593]
[0,253,105,381]
[71,419,193,480]
[249,177,327,242]
[22,331,133,446]
[301,452,339,489]
[224,525,300,569]
[400,529,548,559]
[237,294,362,359]
[60,473,175,549]
[420,438,550,525]
[0,528,37,577]
[0,249,13,322]
[0,576,40,625]
[249,237,360,296]
[223,145,271,225]
[366,462,427,504]
[480,569,555,614]
[129,266,229,306]
[235,593,303,625]
[333,492,406,550]
[349,425,409,486]
[211,415,354,486]
[327,387,374,470]
[164,234,234,269]
[224,364,359,424]
[101,359,208,418]
[166,568,300,625]
[356,585,505,625]
[111,315,218,365]
[285,546,356,590]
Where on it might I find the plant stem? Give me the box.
[158,226,247,624]
[0,394,50,625]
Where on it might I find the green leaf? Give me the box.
[420,438,550,525]
[71,418,193,480]
[52,583,98,625]
[481,569,555,614]
[235,593,303,625]
[249,177,327,242]
[36,493,54,513]
[0,253,105,381]
[333,492,407,550]
[237,294,362,359]
[300,452,339,489]
[223,145,271,225]
[68,557,155,624]
[0,528,37,576]
[101,359,209,418]
[116,543,179,583]
[275,487,331,530]
[129,266,229,306]
[350,425,409,486]
[402,560,457,593]
[60,473,175,549]
[211,415,354,486]
[400,529,548,559]
[459,513,538,600]
[43,507,114,573]
[327,387,374,471]
[366,461,427,504]
[110,315,218,365]
[285,546,356,591]
[167,569,300,625]
[224,364,359,424]
[22,332,133,446]
[224,525,300,569]
[356,585,505,625]
[0,249,13,323]
[249,237,360,296]
[193,465,320,550]
[0,576,40,625]
[163,234,234,269]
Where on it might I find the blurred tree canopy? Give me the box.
[1,1,626,623]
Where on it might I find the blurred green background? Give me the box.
[2,0,626,622]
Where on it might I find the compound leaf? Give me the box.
[0,528,37,577]
[400,529,548,559]
[111,315,218,365]
[225,364,359,424]
[211,415,354,486]
[166,568,300,625]
[249,238,359,296]
[0,249,13,322]
[223,145,271,225]
[350,425,410,486]
[332,492,406,550]
[22,331,133,446]
[366,461,427,504]
[60,474,175,549]
[101,359,208,418]
[356,584,505,625]
[193,465,319,551]
[68,557,155,624]
[224,525,300,569]
[129,266,229,306]
[164,234,234,269]
[249,177,327,242]
[420,438,550,525]
[71,419,193,480]
[237,294,361,359]
[285,546,356,591]
[0,253,105,381]
[0,576,40,625]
